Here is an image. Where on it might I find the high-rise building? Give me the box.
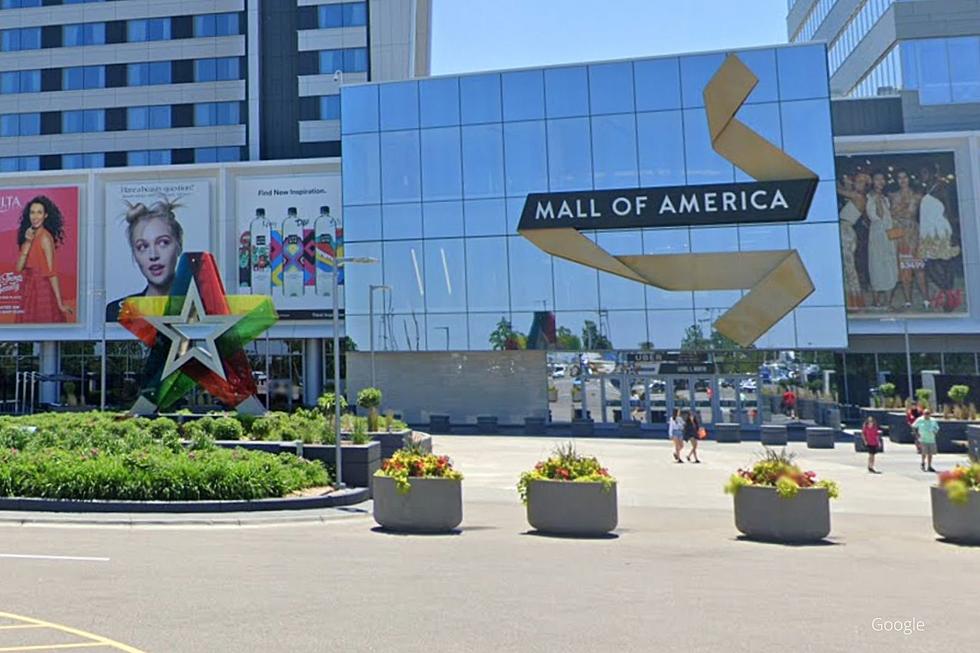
[788,0,980,132]
[0,0,431,172]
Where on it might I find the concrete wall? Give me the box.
[347,350,548,425]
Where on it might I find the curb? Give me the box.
[0,486,370,514]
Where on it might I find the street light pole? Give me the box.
[369,284,391,389]
[904,317,913,400]
[331,254,379,489]
[99,291,107,412]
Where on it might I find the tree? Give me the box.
[489,317,526,351]
[581,320,612,350]
[638,341,654,351]
[555,326,581,351]
[680,323,711,351]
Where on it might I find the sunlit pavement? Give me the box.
[0,436,974,653]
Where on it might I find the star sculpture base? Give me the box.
[119,252,278,415]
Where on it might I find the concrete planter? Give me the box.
[618,420,641,436]
[476,415,499,434]
[428,414,451,434]
[967,424,980,461]
[571,418,594,436]
[805,426,835,449]
[525,479,617,536]
[933,420,970,454]
[931,486,980,545]
[372,476,462,533]
[884,411,912,444]
[369,430,424,460]
[524,416,547,435]
[785,421,808,442]
[733,485,831,543]
[714,422,741,443]
[760,424,787,446]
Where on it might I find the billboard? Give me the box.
[235,175,343,320]
[836,152,966,316]
[0,187,79,325]
[104,180,212,321]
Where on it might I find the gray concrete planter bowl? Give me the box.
[372,476,462,533]
[525,479,617,536]
[760,425,788,446]
[931,486,980,545]
[805,427,835,449]
[733,485,831,543]
[713,423,741,443]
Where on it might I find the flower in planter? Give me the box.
[374,446,462,494]
[517,442,615,504]
[724,448,839,499]
[938,463,980,504]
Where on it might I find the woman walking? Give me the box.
[862,416,882,474]
[685,411,701,463]
[668,408,684,463]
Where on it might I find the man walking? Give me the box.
[911,408,940,472]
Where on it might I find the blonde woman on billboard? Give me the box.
[867,171,898,308]
[105,198,184,321]
[15,195,73,323]
[889,169,928,309]
[837,172,868,309]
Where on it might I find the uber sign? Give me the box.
[518,179,818,232]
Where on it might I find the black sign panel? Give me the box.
[518,179,818,231]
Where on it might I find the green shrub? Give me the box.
[357,387,383,432]
[949,385,970,405]
[316,392,347,417]
[210,416,244,441]
[879,383,896,398]
[915,388,932,406]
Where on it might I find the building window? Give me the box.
[319,47,368,74]
[1,70,40,94]
[127,61,172,86]
[128,150,172,166]
[195,57,240,82]
[1,0,43,8]
[127,18,171,42]
[0,156,39,172]
[194,146,241,163]
[320,95,341,120]
[317,2,367,28]
[63,109,105,133]
[194,102,240,126]
[194,13,239,37]
[62,152,105,169]
[128,105,172,130]
[63,65,106,90]
[1,27,41,51]
[0,113,40,137]
[63,22,106,47]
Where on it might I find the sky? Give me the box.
[430,0,790,75]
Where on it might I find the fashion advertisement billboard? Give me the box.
[0,187,79,325]
[235,175,344,320]
[104,180,212,321]
[836,152,966,316]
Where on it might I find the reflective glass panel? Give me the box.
[733,103,781,183]
[648,309,696,350]
[547,118,593,191]
[344,204,382,242]
[735,48,779,104]
[680,53,725,108]
[464,198,506,237]
[780,99,835,181]
[503,120,548,198]
[948,36,980,103]
[380,130,421,203]
[604,310,648,351]
[795,306,847,348]
[419,77,460,128]
[420,126,462,201]
[507,235,554,312]
[683,108,734,184]
[423,201,464,239]
[379,81,419,131]
[553,256,599,311]
[459,74,501,124]
[596,230,645,310]
[341,132,381,205]
[426,314,467,350]
[342,241,383,314]
[341,85,379,134]
[502,69,545,121]
[423,239,467,312]
[467,313,504,352]
[636,111,685,186]
[381,202,422,240]
[461,124,505,199]
[789,222,845,307]
[465,237,510,312]
[591,113,638,190]
[588,62,634,115]
[382,240,426,313]
[777,44,828,100]
[544,66,589,118]
[634,57,682,111]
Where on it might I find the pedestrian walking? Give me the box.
[911,408,940,472]
[668,408,684,463]
[862,416,883,474]
[685,411,702,463]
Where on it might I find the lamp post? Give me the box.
[435,326,450,350]
[881,317,913,399]
[332,254,378,488]
[369,284,391,388]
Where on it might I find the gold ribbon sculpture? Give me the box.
[518,54,819,347]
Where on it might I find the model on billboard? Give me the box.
[836,152,965,315]
[105,199,184,321]
[14,196,74,323]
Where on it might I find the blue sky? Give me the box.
[431,0,790,75]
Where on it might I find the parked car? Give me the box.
[739,378,758,392]
[552,365,566,379]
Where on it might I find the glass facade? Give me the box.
[342,44,846,353]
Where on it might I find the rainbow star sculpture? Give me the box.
[119,252,278,415]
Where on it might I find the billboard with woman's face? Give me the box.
[836,152,966,316]
[0,187,79,325]
[104,180,211,321]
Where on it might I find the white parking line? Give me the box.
[0,554,109,562]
